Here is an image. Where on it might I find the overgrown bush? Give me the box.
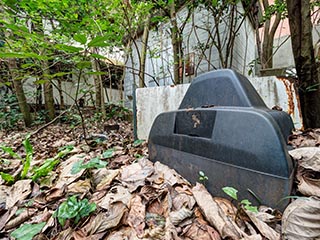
[105,102,132,121]
[0,93,23,130]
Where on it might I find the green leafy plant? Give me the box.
[198,170,209,184]
[0,136,73,184]
[133,139,145,147]
[0,93,23,130]
[105,102,132,121]
[71,148,113,174]
[31,146,73,181]
[55,196,96,226]
[10,222,46,240]
[0,134,33,183]
[222,186,258,213]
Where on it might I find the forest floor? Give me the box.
[0,111,319,240]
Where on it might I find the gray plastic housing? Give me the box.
[148,69,294,210]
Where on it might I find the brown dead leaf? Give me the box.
[0,185,10,206]
[153,161,189,186]
[169,206,193,225]
[34,187,66,205]
[5,208,37,230]
[182,219,221,240]
[68,179,91,194]
[105,227,136,239]
[87,203,128,234]
[127,195,146,237]
[94,169,119,190]
[296,167,320,197]
[140,185,163,202]
[282,196,320,240]
[51,227,74,240]
[213,197,238,219]
[55,154,86,189]
[192,183,247,239]
[98,185,132,209]
[289,147,320,171]
[164,217,182,240]
[172,192,196,210]
[6,179,32,209]
[245,209,280,240]
[120,158,154,192]
[147,199,165,216]
[109,155,132,169]
[0,206,17,232]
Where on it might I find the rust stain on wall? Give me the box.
[278,77,295,115]
[277,77,304,129]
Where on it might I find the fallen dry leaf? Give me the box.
[120,158,154,192]
[5,208,37,230]
[169,206,193,226]
[282,196,320,240]
[94,169,119,190]
[192,183,247,239]
[68,179,91,194]
[153,161,189,186]
[127,195,146,237]
[289,147,320,171]
[245,209,280,240]
[98,185,132,209]
[296,167,320,197]
[6,179,32,209]
[55,154,86,188]
[182,219,222,240]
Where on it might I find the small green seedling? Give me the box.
[222,186,258,213]
[55,196,96,226]
[198,171,209,184]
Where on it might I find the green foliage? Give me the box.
[61,111,82,126]
[0,135,73,184]
[55,196,96,226]
[10,222,46,240]
[71,149,113,174]
[105,102,132,121]
[198,170,209,184]
[102,149,115,159]
[71,157,108,174]
[262,0,287,22]
[0,93,23,130]
[222,186,258,213]
[133,139,145,147]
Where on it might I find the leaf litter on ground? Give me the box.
[0,119,320,239]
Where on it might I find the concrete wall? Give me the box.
[124,3,256,108]
[23,75,122,107]
[273,25,320,69]
[136,76,302,140]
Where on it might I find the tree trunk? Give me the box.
[91,49,106,118]
[139,14,151,88]
[286,0,320,128]
[8,58,32,127]
[92,59,102,112]
[261,0,282,69]
[170,2,183,84]
[43,61,55,120]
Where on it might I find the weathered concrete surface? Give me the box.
[136,76,302,140]
[136,84,190,139]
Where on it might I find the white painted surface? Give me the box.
[23,76,122,106]
[136,84,190,139]
[136,76,302,140]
